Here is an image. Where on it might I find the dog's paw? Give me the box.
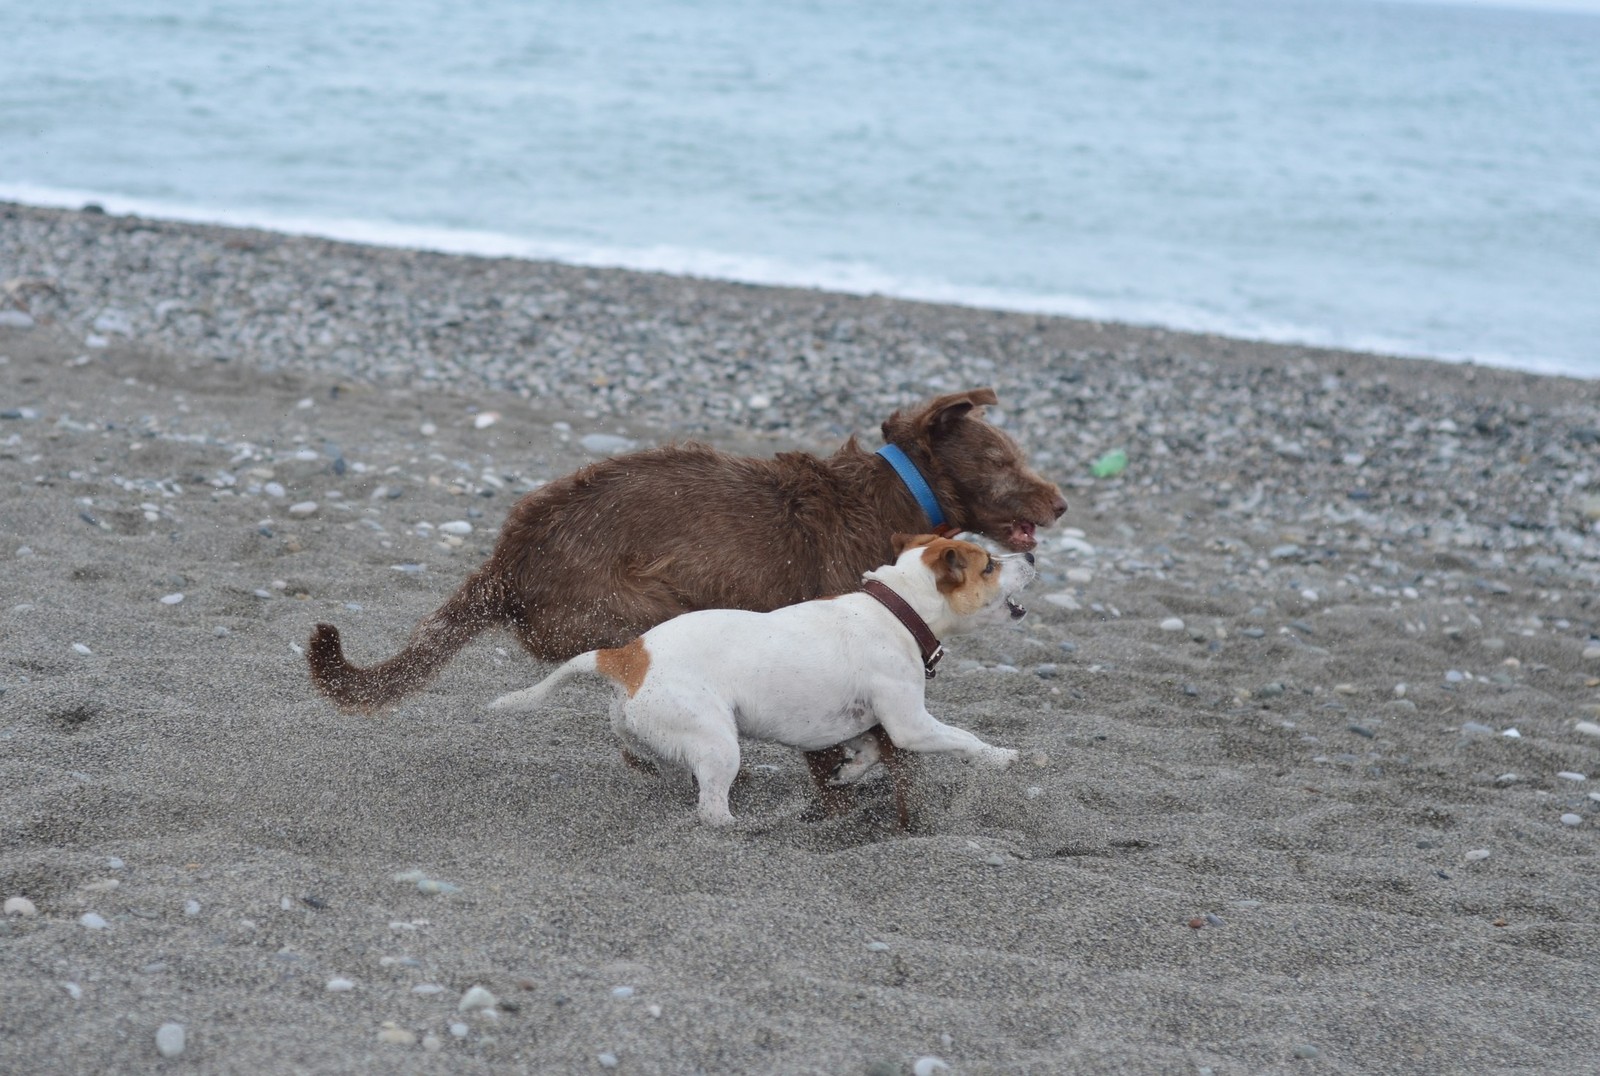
[827,735,884,786]
[980,747,1020,770]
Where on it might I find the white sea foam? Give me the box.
[3,183,1588,380]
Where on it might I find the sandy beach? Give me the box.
[3,202,1600,1074]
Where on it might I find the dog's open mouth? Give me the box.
[1003,519,1039,552]
[1006,596,1027,620]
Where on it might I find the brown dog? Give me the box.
[307,388,1065,811]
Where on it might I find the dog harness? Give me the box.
[875,444,947,530]
[862,579,945,679]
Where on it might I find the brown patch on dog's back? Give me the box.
[596,637,651,696]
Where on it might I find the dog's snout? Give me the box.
[1050,493,1069,519]
[1023,551,1035,565]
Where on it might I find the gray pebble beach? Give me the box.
[3,202,1599,1073]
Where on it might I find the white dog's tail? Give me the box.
[486,651,602,712]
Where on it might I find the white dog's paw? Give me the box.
[980,747,1020,770]
[825,736,889,784]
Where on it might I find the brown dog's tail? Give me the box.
[307,566,510,712]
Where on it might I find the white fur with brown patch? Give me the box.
[487,535,1035,826]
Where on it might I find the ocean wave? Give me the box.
[0,182,1588,379]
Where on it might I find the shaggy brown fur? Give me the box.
[306,387,1065,812]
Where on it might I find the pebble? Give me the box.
[80,912,109,929]
[865,940,891,952]
[263,481,286,498]
[155,1022,186,1058]
[160,592,184,605]
[377,1023,417,1046]
[326,977,356,992]
[1460,721,1493,735]
[5,896,38,917]
[611,986,635,999]
[1444,670,1465,683]
[422,1033,443,1052]
[287,501,318,517]
[1560,813,1583,826]
[1463,848,1491,862]
[1257,682,1285,698]
[580,433,637,455]
[72,642,93,656]
[184,899,201,916]
[438,520,473,536]
[412,983,446,996]
[473,411,499,429]
[458,985,498,1012]
[0,310,36,328]
[1557,772,1587,782]
[1159,617,1185,632]
[1583,645,1600,661]
[1575,721,1600,739]
[598,1052,619,1069]
[1293,1044,1320,1060]
[913,1058,951,1076]
[449,1022,470,1039]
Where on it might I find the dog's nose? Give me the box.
[1050,493,1069,519]
[1024,551,1035,565]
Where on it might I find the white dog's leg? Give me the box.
[626,697,743,826]
[874,686,1019,769]
[828,732,883,786]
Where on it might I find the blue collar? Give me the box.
[875,444,946,529]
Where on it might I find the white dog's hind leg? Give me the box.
[626,698,743,826]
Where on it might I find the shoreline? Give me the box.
[3,202,1600,1072]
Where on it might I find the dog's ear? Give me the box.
[935,545,967,589]
[892,533,938,556]
[881,388,999,445]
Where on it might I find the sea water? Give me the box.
[1,0,1596,375]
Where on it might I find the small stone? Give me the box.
[473,412,499,429]
[597,1053,619,1069]
[1024,786,1043,799]
[1444,670,1465,683]
[417,878,460,895]
[1258,682,1285,698]
[263,481,286,498]
[184,899,201,916]
[326,977,356,992]
[1044,592,1080,610]
[1560,813,1582,826]
[1557,771,1587,782]
[1501,728,1521,739]
[287,501,318,517]
[0,310,36,328]
[422,1033,443,1053]
[156,1023,186,1058]
[913,1058,951,1076]
[449,1022,470,1039]
[4,896,37,917]
[420,422,438,436]
[865,940,891,952]
[1463,848,1491,862]
[377,1023,417,1046]
[1159,617,1185,632]
[747,393,771,410]
[160,593,184,605]
[1575,721,1600,739]
[458,985,498,1012]
[1460,721,1493,735]
[580,433,637,455]
[412,983,445,996]
[1583,645,1600,661]
[72,642,93,656]
[438,520,473,536]
[80,912,109,930]
[1293,1044,1320,1060]
[611,986,635,1000]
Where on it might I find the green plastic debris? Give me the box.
[1090,449,1127,478]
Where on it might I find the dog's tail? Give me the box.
[485,652,601,712]
[307,565,511,713]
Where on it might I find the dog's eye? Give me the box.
[982,558,995,575]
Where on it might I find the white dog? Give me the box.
[487,534,1035,825]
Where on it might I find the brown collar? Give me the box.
[861,579,945,679]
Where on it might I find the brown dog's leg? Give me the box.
[869,725,913,831]
[803,747,856,818]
